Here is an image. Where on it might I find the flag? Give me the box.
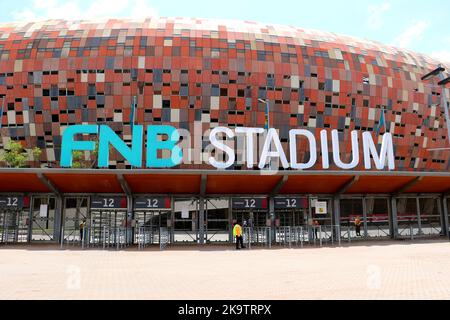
[130,95,137,132]
[376,108,386,136]
[264,101,270,130]
[0,97,4,130]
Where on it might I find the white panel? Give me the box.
[138,56,145,69]
[96,73,105,82]
[415,128,422,137]
[431,105,436,117]
[46,149,55,162]
[291,75,300,88]
[7,111,15,125]
[332,80,340,92]
[153,95,162,109]
[113,113,123,122]
[307,118,316,128]
[30,123,36,136]
[368,108,375,121]
[23,110,29,124]
[14,60,23,72]
[210,96,220,110]
[171,109,180,122]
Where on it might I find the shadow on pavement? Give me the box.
[0,238,448,253]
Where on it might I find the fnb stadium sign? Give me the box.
[60,125,395,171]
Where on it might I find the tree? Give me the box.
[71,141,99,169]
[1,140,42,168]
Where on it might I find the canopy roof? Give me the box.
[0,169,449,196]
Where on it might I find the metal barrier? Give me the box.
[60,226,85,248]
[159,227,170,251]
[62,226,133,250]
[244,227,271,249]
[137,226,160,250]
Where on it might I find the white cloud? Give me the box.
[367,2,391,30]
[430,51,450,65]
[12,0,158,22]
[392,21,429,49]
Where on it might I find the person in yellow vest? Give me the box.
[233,221,245,250]
[79,219,86,241]
[354,216,362,237]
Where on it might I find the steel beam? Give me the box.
[117,174,132,196]
[337,176,359,195]
[37,173,61,197]
[270,175,288,196]
[395,176,423,195]
[200,174,207,197]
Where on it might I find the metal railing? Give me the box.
[137,226,160,250]
[61,226,133,250]
[160,227,170,251]
[243,227,271,249]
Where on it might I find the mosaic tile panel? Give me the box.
[0,17,448,171]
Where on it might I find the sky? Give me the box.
[0,0,449,63]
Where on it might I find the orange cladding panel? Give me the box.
[0,173,50,193]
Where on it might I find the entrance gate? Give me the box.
[232,197,269,247]
[88,196,130,248]
[274,197,309,246]
[62,197,89,245]
[134,196,171,248]
[0,196,29,244]
[205,198,230,243]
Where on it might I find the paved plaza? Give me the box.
[0,240,449,300]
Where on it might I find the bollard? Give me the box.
[348,225,351,243]
[410,225,414,240]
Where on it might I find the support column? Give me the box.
[439,196,449,237]
[416,197,422,235]
[390,197,399,239]
[269,197,275,244]
[127,194,133,244]
[362,197,368,238]
[228,198,233,243]
[333,196,341,239]
[53,195,63,243]
[170,197,175,244]
[199,197,205,245]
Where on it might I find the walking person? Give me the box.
[233,221,245,250]
[79,219,86,242]
[313,219,320,239]
[354,216,362,237]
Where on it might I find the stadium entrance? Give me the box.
[0,196,29,244]
[134,196,171,248]
[87,196,130,248]
[231,197,271,247]
[274,197,309,246]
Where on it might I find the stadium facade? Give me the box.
[0,17,449,247]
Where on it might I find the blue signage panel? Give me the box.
[232,198,268,210]
[134,197,171,210]
[90,196,127,210]
[274,197,308,209]
[0,196,25,209]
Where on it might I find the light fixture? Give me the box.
[438,76,450,86]
[421,66,446,81]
